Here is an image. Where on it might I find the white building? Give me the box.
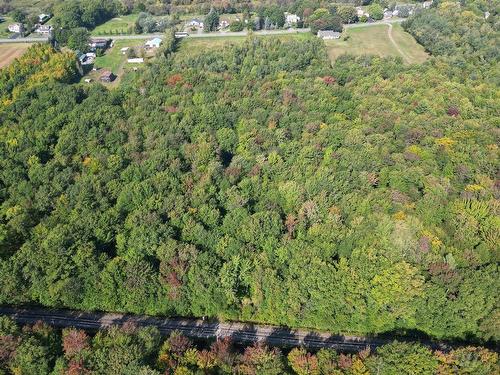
[317,30,341,40]
[8,23,23,33]
[127,58,144,63]
[38,13,51,23]
[218,20,229,29]
[34,24,52,34]
[145,37,162,48]
[186,19,204,28]
[422,1,433,9]
[285,12,300,25]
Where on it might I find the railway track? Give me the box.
[0,306,450,352]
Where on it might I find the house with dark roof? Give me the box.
[99,70,115,83]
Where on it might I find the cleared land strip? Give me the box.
[0,306,455,352]
[385,22,410,63]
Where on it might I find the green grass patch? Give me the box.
[0,16,14,38]
[325,23,428,64]
[390,23,428,64]
[1,0,51,14]
[177,32,312,56]
[92,14,138,36]
[94,39,147,74]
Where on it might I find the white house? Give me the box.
[218,20,229,29]
[186,19,204,28]
[127,58,144,63]
[285,12,300,25]
[317,30,341,40]
[8,23,23,33]
[34,24,52,34]
[38,13,51,23]
[145,37,162,48]
[422,0,433,9]
[89,38,110,49]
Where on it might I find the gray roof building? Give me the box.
[317,30,341,40]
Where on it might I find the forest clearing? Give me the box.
[325,23,428,64]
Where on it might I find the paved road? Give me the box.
[0,20,405,44]
[344,18,404,28]
[0,37,49,43]
[102,28,311,40]
[0,306,452,352]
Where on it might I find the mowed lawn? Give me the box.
[325,23,428,64]
[92,14,138,36]
[88,39,151,87]
[94,39,148,73]
[0,43,32,69]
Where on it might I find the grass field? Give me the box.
[0,43,32,68]
[325,23,428,64]
[0,16,14,38]
[1,0,51,14]
[177,32,312,56]
[88,39,151,87]
[94,39,148,73]
[92,15,139,36]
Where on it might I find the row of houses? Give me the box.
[7,13,52,35]
[185,12,301,31]
[184,18,229,30]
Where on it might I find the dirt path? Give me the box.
[385,22,410,63]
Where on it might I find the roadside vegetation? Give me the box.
[0,317,498,374]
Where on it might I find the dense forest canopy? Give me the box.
[0,0,499,352]
[1,317,497,374]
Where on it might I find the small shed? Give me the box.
[127,58,144,63]
[99,70,115,83]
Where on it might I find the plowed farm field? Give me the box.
[0,43,31,68]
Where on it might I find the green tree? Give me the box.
[337,5,358,24]
[10,9,26,23]
[308,8,343,33]
[204,8,220,32]
[368,4,384,20]
[67,27,91,52]
[366,342,438,375]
